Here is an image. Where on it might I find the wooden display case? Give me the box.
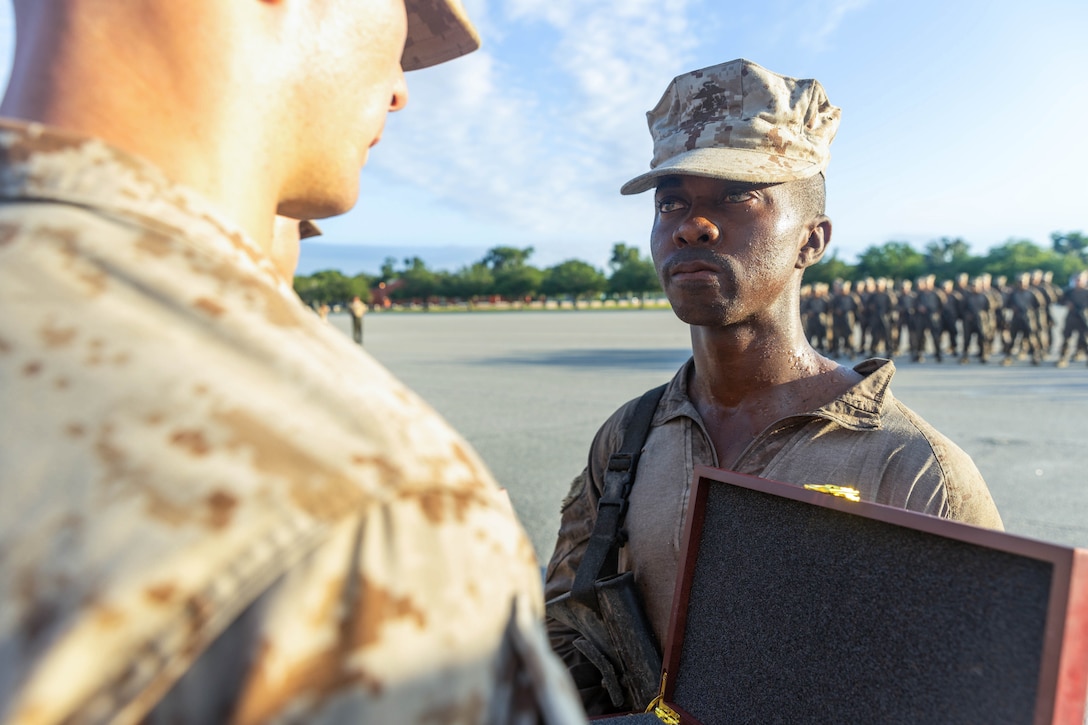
[598,465,1088,724]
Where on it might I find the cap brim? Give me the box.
[620,147,826,195]
[299,220,322,240]
[402,0,481,72]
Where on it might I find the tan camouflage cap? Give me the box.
[402,0,481,72]
[620,59,841,195]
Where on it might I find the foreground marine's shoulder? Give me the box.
[883,393,1004,530]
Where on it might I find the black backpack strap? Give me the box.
[571,383,667,612]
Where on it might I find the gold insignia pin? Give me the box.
[804,484,861,502]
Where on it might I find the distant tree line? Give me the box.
[294,232,1087,308]
[803,232,1087,286]
[294,242,660,307]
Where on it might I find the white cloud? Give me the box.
[799,0,872,51]
[363,0,698,250]
[752,0,870,52]
[355,0,885,263]
[373,50,553,225]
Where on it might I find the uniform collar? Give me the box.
[0,118,274,277]
[657,356,896,432]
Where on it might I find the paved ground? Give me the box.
[329,309,1088,562]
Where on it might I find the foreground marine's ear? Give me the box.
[796,216,832,270]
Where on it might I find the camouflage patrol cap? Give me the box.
[402,0,481,72]
[620,59,841,195]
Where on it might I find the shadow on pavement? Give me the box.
[478,348,692,370]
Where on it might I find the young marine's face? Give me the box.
[280,0,409,219]
[649,174,813,329]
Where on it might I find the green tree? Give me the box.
[979,239,1064,280]
[924,237,975,279]
[1051,231,1088,262]
[607,243,660,303]
[349,273,374,304]
[379,256,398,283]
[391,256,440,308]
[480,245,541,302]
[542,260,607,300]
[494,265,543,302]
[442,263,494,303]
[855,241,927,280]
[293,269,353,306]
[802,249,855,285]
[482,245,535,272]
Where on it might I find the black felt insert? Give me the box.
[673,482,1053,725]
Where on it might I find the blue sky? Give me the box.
[2,1,1085,276]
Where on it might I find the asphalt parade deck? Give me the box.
[330,308,1088,561]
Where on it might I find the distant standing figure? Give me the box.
[318,301,330,321]
[960,277,993,364]
[865,278,896,356]
[350,295,367,344]
[1003,273,1044,365]
[1057,270,1088,367]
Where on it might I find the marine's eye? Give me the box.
[656,197,687,213]
[723,190,755,203]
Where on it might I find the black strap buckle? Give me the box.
[607,451,639,472]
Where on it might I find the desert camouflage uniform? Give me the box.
[0,120,584,725]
